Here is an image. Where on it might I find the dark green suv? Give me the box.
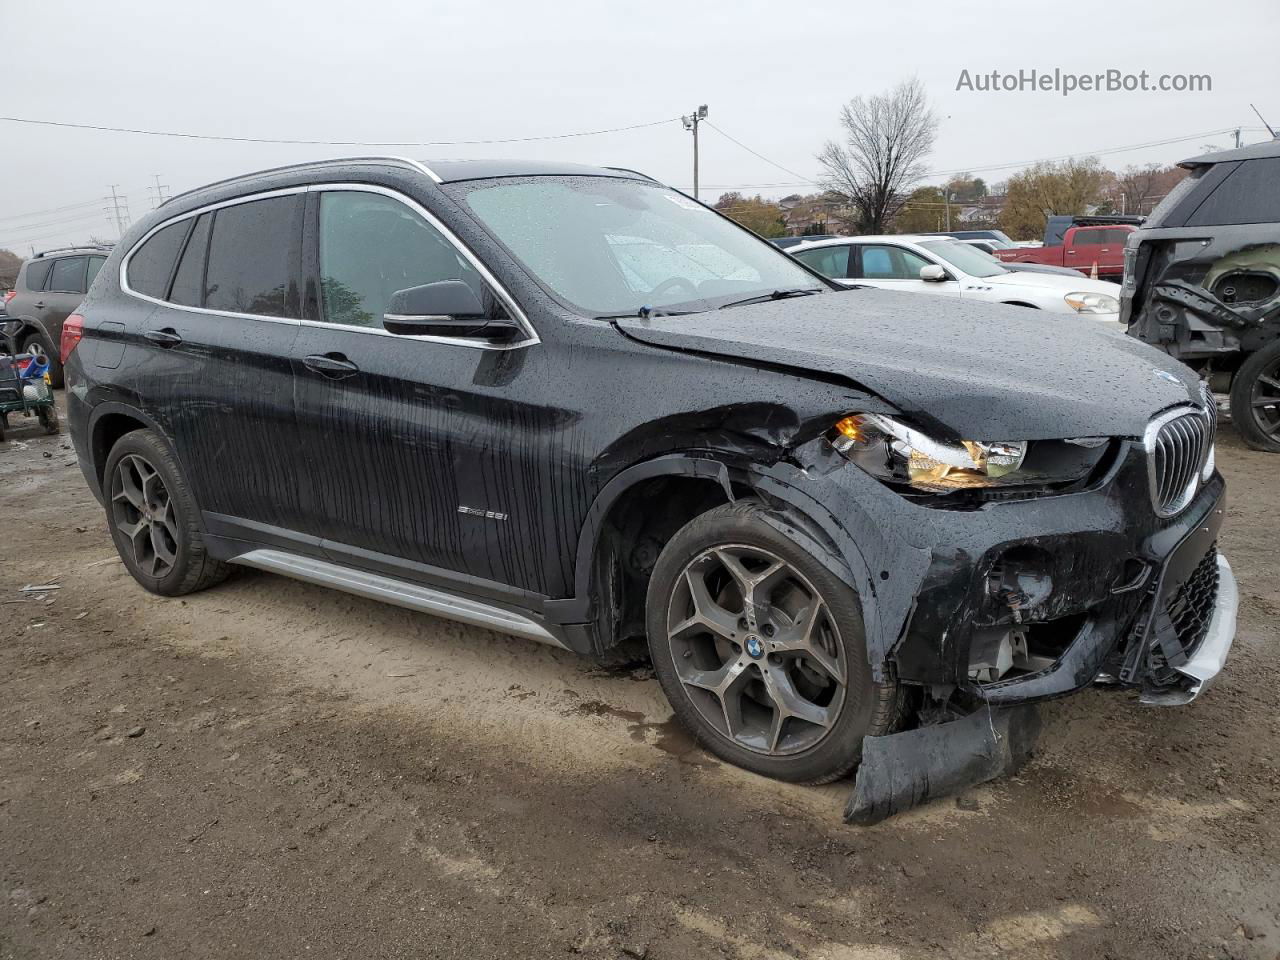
[3,245,110,387]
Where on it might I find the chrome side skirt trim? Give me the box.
[232,548,567,649]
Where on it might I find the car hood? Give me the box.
[616,288,1202,440]
[981,271,1116,295]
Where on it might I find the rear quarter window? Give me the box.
[1187,158,1280,226]
[128,221,192,300]
[22,259,53,291]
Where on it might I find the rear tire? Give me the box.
[1229,341,1280,453]
[102,429,230,596]
[21,331,63,389]
[645,500,900,784]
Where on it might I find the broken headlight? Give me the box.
[1064,291,1119,315]
[830,415,1106,493]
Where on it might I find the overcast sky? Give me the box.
[1,0,1276,253]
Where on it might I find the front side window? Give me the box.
[317,191,484,328]
[203,195,301,318]
[918,239,1007,278]
[792,245,850,280]
[457,177,822,316]
[858,245,932,280]
[48,256,88,293]
[128,221,190,299]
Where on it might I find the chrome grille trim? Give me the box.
[1144,402,1213,517]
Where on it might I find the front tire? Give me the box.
[103,429,230,596]
[1229,341,1280,452]
[646,500,900,784]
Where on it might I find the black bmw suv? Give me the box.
[64,157,1237,787]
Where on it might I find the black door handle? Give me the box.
[144,328,183,347]
[33,301,46,309]
[303,353,359,379]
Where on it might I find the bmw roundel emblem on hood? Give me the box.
[1154,368,1183,385]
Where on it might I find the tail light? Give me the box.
[2,290,14,305]
[60,313,85,364]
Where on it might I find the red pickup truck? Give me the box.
[995,220,1138,281]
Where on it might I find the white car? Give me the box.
[790,234,1121,322]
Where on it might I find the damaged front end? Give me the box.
[752,396,1236,824]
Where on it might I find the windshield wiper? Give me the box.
[717,287,824,310]
[595,305,699,320]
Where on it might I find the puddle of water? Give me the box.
[569,700,719,768]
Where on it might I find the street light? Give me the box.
[682,104,709,199]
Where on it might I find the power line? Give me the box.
[0,114,681,147]
[0,198,104,224]
[703,121,811,183]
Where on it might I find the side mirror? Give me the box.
[382,280,518,340]
[919,264,949,282]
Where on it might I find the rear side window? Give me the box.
[792,245,850,279]
[22,259,53,291]
[1071,228,1106,245]
[128,221,191,299]
[204,196,301,318]
[48,256,88,293]
[169,213,212,307]
[1187,158,1280,226]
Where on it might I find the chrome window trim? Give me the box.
[118,180,538,350]
[1143,402,1213,518]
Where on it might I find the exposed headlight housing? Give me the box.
[1064,291,1119,315]
[831,414,1108,494]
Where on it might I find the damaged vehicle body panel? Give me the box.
[1124,139,1280,451]
[64,156,1240,822]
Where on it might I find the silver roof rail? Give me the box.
[162,156,440,206]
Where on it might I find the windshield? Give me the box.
[457,176,823,316]
[918,238,1010,278]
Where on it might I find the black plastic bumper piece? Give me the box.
[845,704,1041,825]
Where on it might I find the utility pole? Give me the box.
[147,174,171,208]
[682,105,708,199]
[106,185,129,237]
[944,192,952,232]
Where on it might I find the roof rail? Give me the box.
[604,166,657,182]
[34,243,114,258]
[162,156,439,206]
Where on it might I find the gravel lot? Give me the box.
[2,402,1277,960]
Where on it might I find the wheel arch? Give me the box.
[87,402,178,491]
[551,453,864,659]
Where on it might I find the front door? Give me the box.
[853,244,962,297]
[289,186,545,593]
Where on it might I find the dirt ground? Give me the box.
[1,401,1277,960]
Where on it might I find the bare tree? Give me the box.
[816,78,939,234]
[1114,164,1161,216]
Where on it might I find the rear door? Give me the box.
[122,191,311,541]
[1062,227,1108,271]
[41,255,88,338]
[791,244,852,284]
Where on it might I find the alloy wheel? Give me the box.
[110,454,180,578]
[664,544,847,756]
[1249,358,1280,443]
